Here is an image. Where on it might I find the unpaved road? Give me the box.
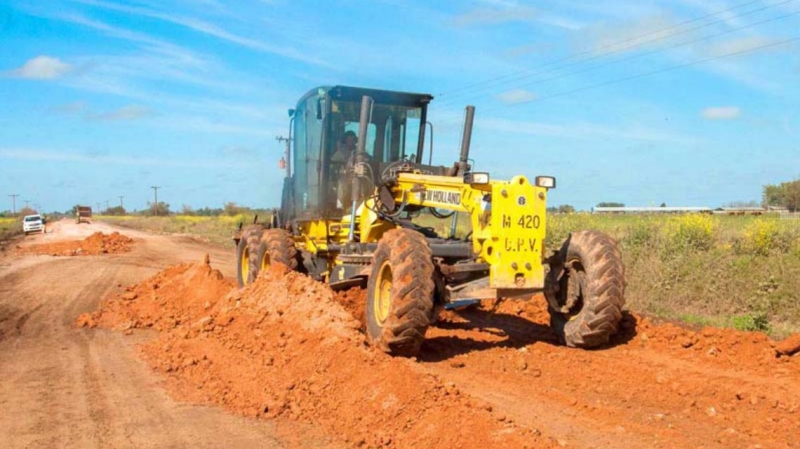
[0,221,285,448]
[1,220,798,448]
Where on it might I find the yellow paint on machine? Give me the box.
[488,176,547,289]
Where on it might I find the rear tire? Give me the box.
[546,230,625,348]
[365,229,435,357]
[255,229,299,275]
[236,225,264,288]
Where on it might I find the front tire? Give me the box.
[365,229,435,357]
[255,229,299,275]
[236,226,263,288]
[546,230,625,348]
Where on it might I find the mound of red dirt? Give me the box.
[82,259,552,448]
[18,231,134,256]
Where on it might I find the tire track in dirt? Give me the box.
[84,254,800,448]
[0,222,288,448]
[417,300,800,449]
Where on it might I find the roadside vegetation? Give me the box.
[97,210,800,337]
[546,213,800,337]
[100,213,266,248]
[0,217,22,242]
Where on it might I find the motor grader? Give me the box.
[234,85,625,357]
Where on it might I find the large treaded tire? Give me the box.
[546,230,625,348]
[255,229,299,275]
[365,229,435,357]
[236,225,264,288]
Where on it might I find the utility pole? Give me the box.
[8,194,19,215]
[118,196,124,209]
[105,200,110,212]
[96,202,101,212]
[24,199,30,209]
[151,186,160,216]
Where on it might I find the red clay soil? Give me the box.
[81,259,800,448]
[82,259,551,449]
[18,231,134,256]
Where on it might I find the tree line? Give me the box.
[763,179,800,212]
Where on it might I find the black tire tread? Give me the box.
[548,230,626,348]
[236,224,264,288]
[259,229,299,272]
[366,229,435,357]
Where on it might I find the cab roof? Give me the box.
[297,85,433,109]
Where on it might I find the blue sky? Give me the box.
[1,0,798,213]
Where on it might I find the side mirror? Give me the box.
[287,108,295,117]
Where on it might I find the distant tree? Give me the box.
[181,204,195,215]
[596,202,625,208]
[224,201,244,216]
[145,201,171,216]
[195,207,224,216]
[546,206,558,213]
[557,204,575,214]
[726,200,760,208]
[105,206,126,216]
[18,206,37,216]
[763,179,800,212]
[660,202,667,208]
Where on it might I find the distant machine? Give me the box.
[76,206,92,224]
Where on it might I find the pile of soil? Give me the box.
[81,259,552,448]
[18,232,134,256]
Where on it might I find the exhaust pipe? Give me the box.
[349,95,374,242]
[458,105,475,175]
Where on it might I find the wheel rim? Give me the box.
[562,257,586,321]
[373,261,392,324]
[260,250,270,272]
[241,246,250,284]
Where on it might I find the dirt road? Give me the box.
[0,221,286,448]
[2,220,798,448]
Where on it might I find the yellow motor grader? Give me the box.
[234,85,625,357]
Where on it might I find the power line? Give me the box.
[439,0,766,98]
[437,0,796,106]
[477,35,800,115]
[443,7,800,108]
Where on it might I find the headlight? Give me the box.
[465,172,490,184]
[535,176,556,189]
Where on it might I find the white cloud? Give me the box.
[578,14,682,56]
[701,106,741,120]
[453,5,539,27]
[72,0,331,67]
[496,89,537,104]
[9,56,72,79]
[0,148,247,169]
[90,105,155,121]
[704,36,787,58]
[480,116,699,144]
[50,101,88,115]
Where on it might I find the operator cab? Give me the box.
[285,86,434,222]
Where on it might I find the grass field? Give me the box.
[100,214,260,248]
[100,212,800,336]
[0,217,22,242]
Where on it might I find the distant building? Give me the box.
[593,206,712,214]
[713,207,766,216]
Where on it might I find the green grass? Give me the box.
[99,212,800,337]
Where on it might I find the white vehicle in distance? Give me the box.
[23,214,46,235]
